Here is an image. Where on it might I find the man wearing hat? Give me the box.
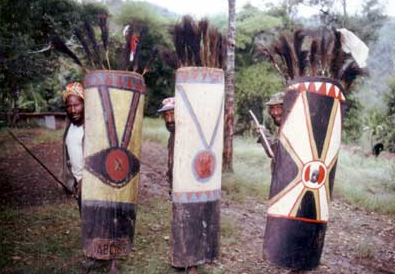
[256,92,285,169]
[158,97,175,196]
[60,82,85,210]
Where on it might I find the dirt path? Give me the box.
[1,130,394,273]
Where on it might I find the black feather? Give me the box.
[133,27,147,72]
[293,29,308,76]
[320,29,333,75]
[189,18,201,66]
[329,29,344,79]
[173,23,186,67]
[51,35,83,68]
[199,18,209,66]
[310,39,319,76]
[74,28,94,68]
[257,44,286,83]
[97,13,109,51]
[182,16,198,66]
[209,28,219,68]
[84,19,103,68]
[278,35,296,80]
[340,60,366,92]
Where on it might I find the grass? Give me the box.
[142,117,169,146]
[335,149,395,214]
[0,203,83,274]
[356,240,375,259]
[222,136,272,203]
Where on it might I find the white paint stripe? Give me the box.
[319,186,329,221]
[315,82,322,93]
[268,182,305,216]
[334,86,339,98]
[281,95,313,164]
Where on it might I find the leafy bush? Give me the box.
[382,76,395,152]
[235,62,282,134]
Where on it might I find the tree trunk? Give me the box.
[11,84,20,127]
[223,0,236,172]
[341,0,348,27]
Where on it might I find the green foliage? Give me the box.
[265,0,304,30]
[236,4,282,51]
[0,0,106,116]
[232,5,284,135]
[359,75,395,153]
[233,5,282,68]
[345,0,387,43]
[381,76,395,152]
[342,92,363,143]
[362,109,386,149]
[208,14,228,33]
[235,63,283,134]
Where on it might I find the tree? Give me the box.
[0,0,108,124]
[223,0,236,172]
[234,63,282,134]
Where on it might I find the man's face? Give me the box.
[65,95,84,126]
[162,109,175,132]
[163,109,174,124]
[269,104,283,127]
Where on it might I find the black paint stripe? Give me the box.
[99,86,119,148]
[121,93,141,149]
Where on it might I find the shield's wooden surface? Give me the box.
[82,70,145,260]
[171,67,224,267]
[264,76,345,270]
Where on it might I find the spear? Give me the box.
[249,110,274,159]
[7,130,72,195]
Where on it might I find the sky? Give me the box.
[141,0,395,18]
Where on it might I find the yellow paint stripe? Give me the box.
[321,100,339,162]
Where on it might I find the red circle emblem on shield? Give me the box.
[193,150,216,182]
[105,149,130,182]
[302,161,327,189]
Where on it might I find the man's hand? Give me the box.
[254,124,266,134]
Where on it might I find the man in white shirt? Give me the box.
[60,82,85,211]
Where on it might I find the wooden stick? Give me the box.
[249,110,274,158]
[8,130,72,194]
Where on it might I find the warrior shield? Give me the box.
[264,76,345,270]
[82,70,145,260]
[171,67,224,267]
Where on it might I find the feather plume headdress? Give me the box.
[257,28,368,93]
[169,16,226,69]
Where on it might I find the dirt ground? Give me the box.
[1,129,394,273]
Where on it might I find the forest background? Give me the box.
[1,0,394,153]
